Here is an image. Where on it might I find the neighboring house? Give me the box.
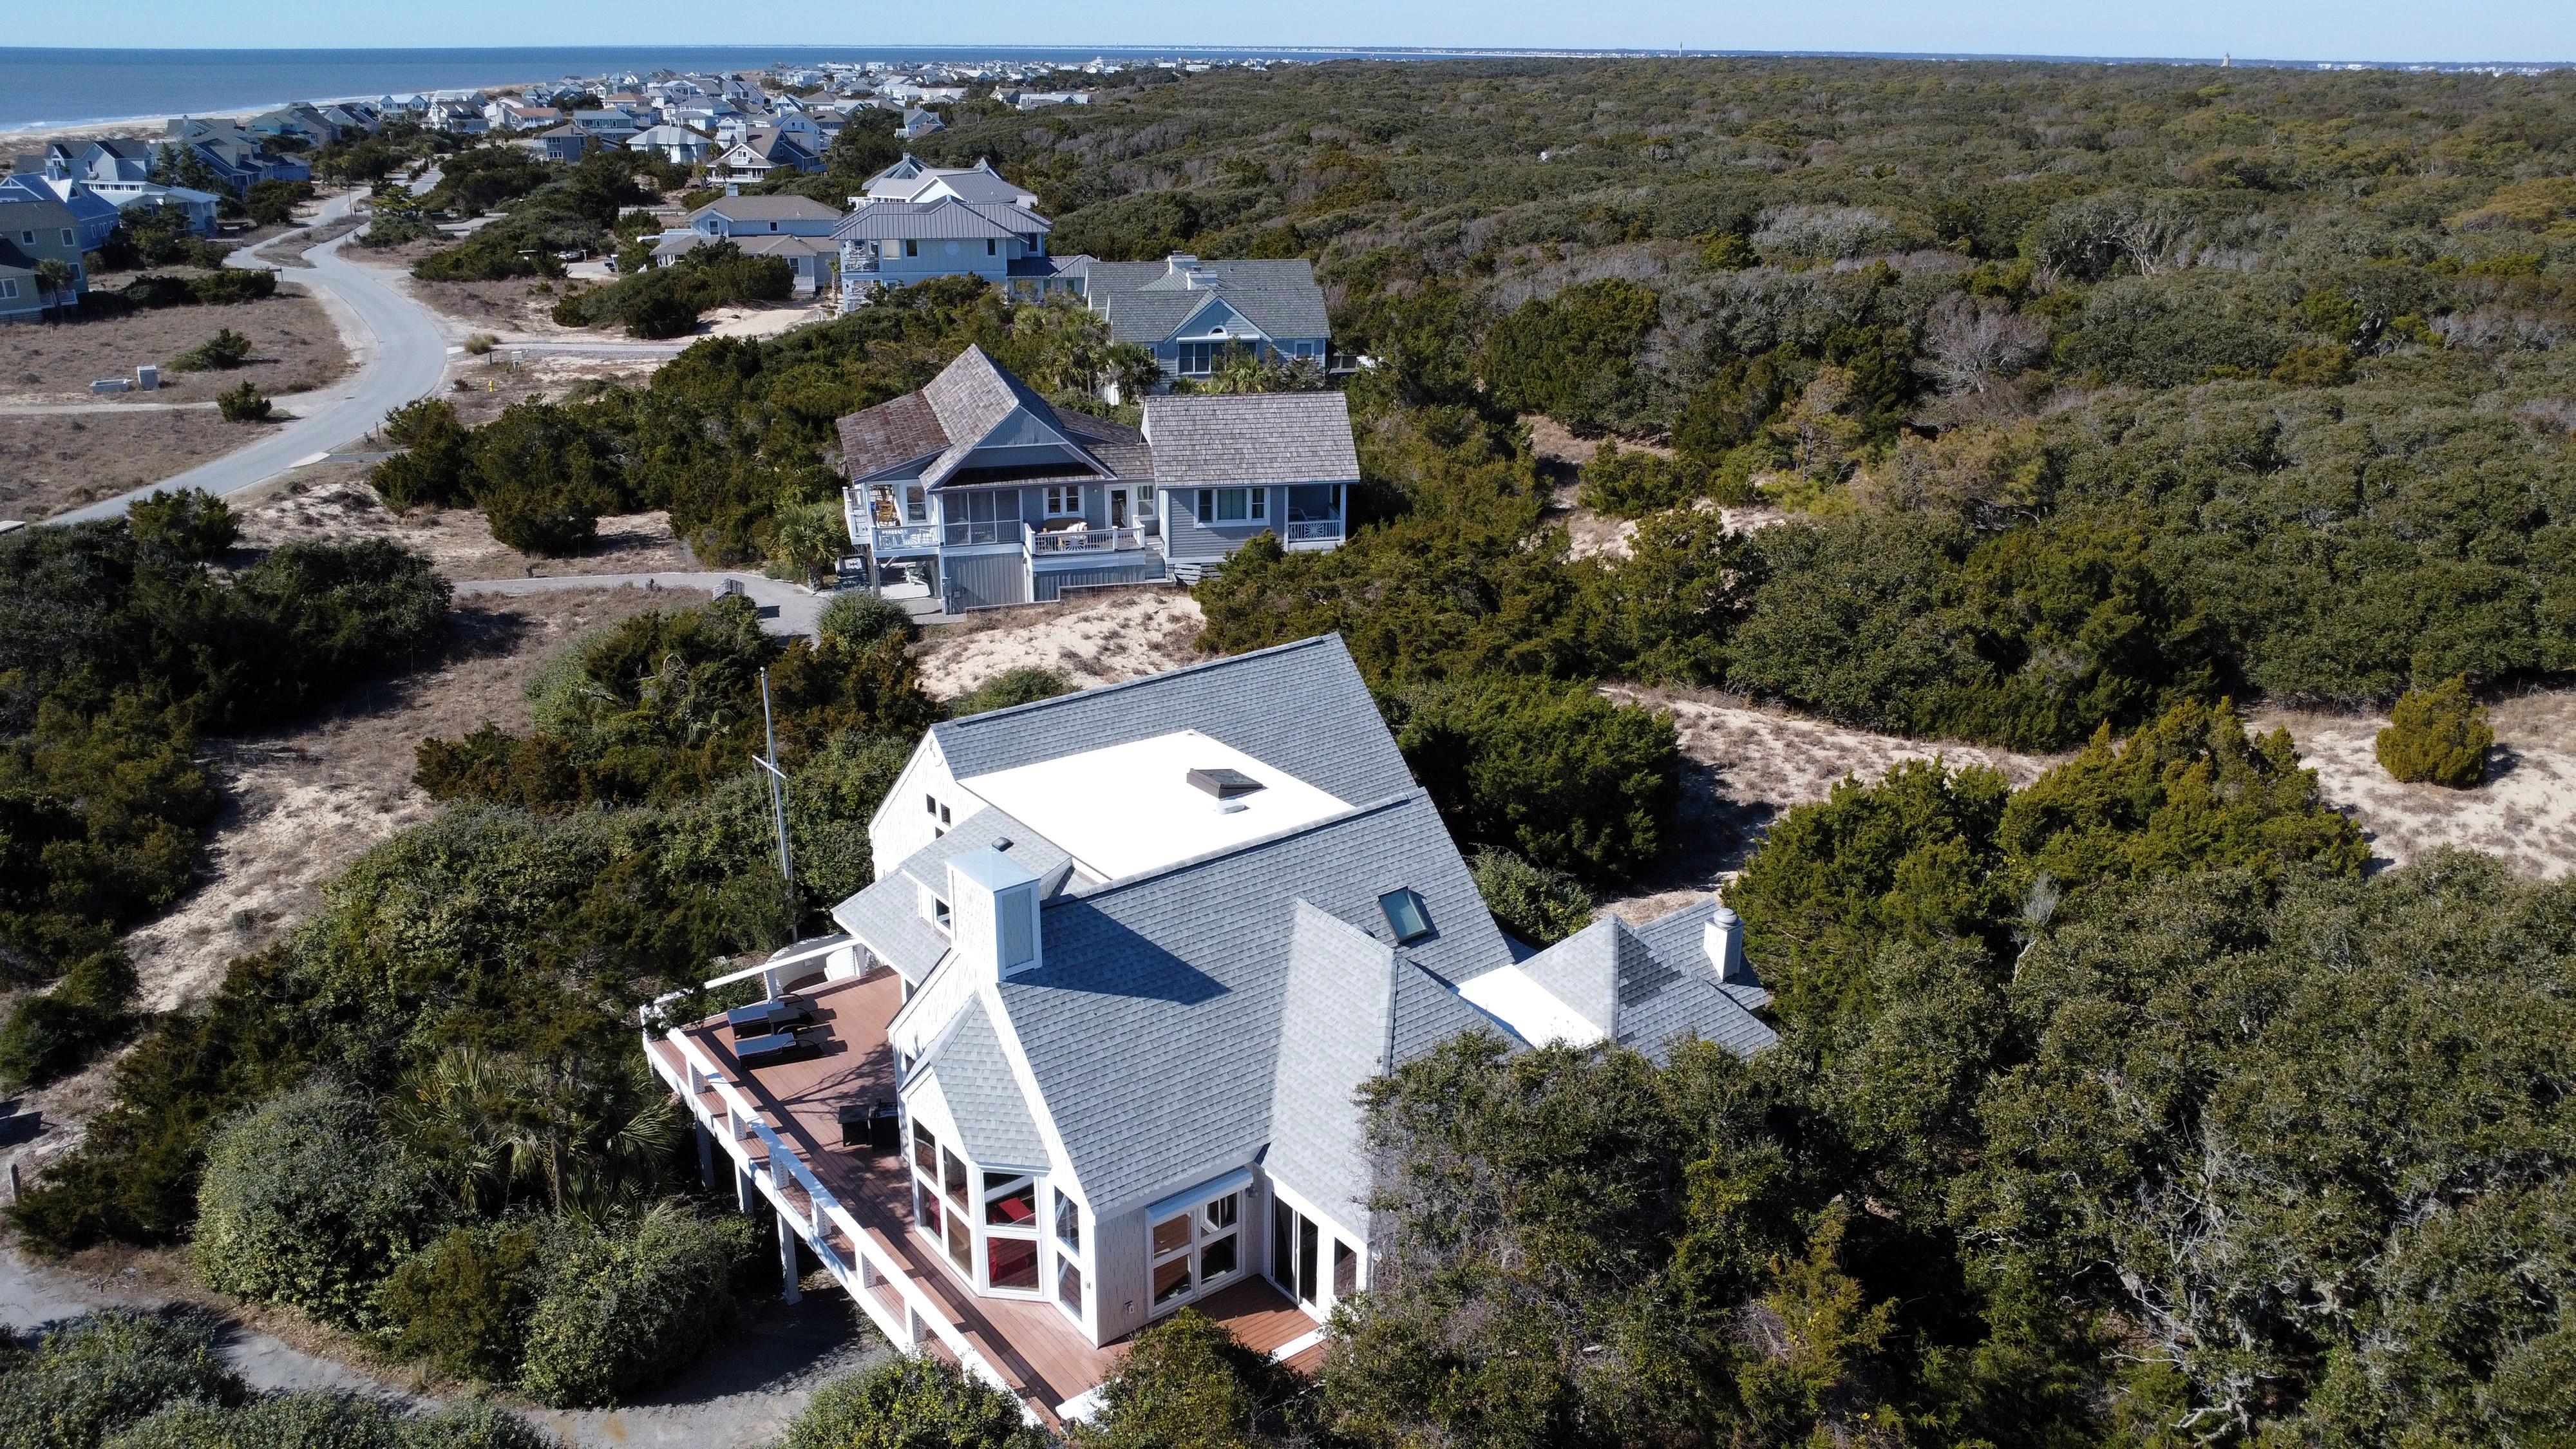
[898,107,947,140]
[569,108,645,142]
[714,127,823,184]
[832,194,1054,303]
[1005,90,1094,111]
[1072,255,1334,386]
[428,100,489,135]
[837,345,1357,610]
[0,193,92,305]
[862,154,1039,211]
[32,140,220,234]
[0,169,122,252]
[629,123,718,166]
[638,636,1777,1425]
[489,103,563,132]
[653,227,838,294]
[529,125,602,164]
[246,102,348,146]
[157,117,310,195]
[0,239,44,322]
[687,193,842,239]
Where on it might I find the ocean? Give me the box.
[0,44,1455,131]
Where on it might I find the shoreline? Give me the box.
[1,80,553,146]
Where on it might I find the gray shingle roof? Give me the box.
[995,789,1513,1215]
[934,634,1414,810]
[1512,903,1779,1064]
[833,347,1144,486]
[918,997,1050,1168]
[691,194,842,224]
[1143,393,1360,487]
[1077,258,1331,345]
[829,806,1070,983]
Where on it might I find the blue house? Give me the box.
[1069,256,1333,389]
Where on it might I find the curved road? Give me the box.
[52,192,453,526]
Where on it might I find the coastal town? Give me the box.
[8,30,2576,1449]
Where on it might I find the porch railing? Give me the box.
[873,524,939,553]
[943,520,1025,547]
[641,1022,1039,1423]
[1283,519,1343,543]
[1028,525,1150,556]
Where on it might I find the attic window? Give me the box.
[1186,768,1264,800]
[1378,889,1433,944]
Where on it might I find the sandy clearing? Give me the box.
[5,590,679,1181]
[439,350,665,427]
[2251,688,2576,878]
[1598,685,2057,924]
[912,588,1208,699]
[236,471,694,581]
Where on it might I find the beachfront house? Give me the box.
[0,191,93,310]
[0,167,122,252]
[156,118,312,196]
[639,636,1778,1426]
[837,345,1358,610]
[14,141,220,234]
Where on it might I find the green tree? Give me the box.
[781,1355,1047,1449]
[2375,676,2492,788]
[1468,849,1595,946]
[1394,674,1679,885]
[1076,1311,1303,1449]
[214,383,271,422]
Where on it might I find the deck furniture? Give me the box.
[735,1024,831,1066]
[727,994,815,1039]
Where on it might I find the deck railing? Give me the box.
[1027,525,1150,556]
[642,1023,1038,1421]
[873,524,940,553]
[1283,519,1343,543]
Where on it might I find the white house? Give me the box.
[639,636,1777,1425]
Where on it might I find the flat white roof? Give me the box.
[958,729,1350,882]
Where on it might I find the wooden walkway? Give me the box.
[647,972,1323,1413]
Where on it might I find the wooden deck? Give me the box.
[647,972,1323,1412]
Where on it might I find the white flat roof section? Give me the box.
[958,729,1350,882]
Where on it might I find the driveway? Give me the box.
[49,192,453,526]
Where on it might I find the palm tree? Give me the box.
[33,259,76,321]
[391,1047,683,1218]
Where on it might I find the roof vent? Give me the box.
[1378,888,1434,944]
[1186,767,1264,806]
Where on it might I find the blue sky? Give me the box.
[15,0,2575,62]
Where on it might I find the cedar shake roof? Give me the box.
[835,346,1143,486]
[1142,392,1361,486]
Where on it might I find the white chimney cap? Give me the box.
[1704,906,1746,983]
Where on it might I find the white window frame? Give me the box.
[1051,1187,1087,1326]
[978,1170,1045,1297]
[0,279,15,299]
[1249,488,1267,521]
[1144,1174,1250,1318]
[1043,484,1082,517]
[1198,487,1256,524]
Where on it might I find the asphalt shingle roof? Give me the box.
[996,789,1513,1215]
[1078,258,1331,346]
[829,806,1069,983]
[1511,904,1780,1065]
[934,634,1414,809]
[918,997,1050,1168]
[1143,393,1361,486]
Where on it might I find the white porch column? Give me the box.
[777,1208,804,1304]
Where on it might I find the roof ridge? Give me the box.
[933,634,1352,735]
[1051,789,1427,904]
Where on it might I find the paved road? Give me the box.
[453,572,830,638]
[50,192,453,526]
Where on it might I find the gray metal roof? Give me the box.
[829,806,1070,984]
[933,634,1414,810]
[1142,393,1361,487]
[994,789,1515,1216]
[918,997,1050,1168]
[831,196,1047,242]
[1513,902,1779,1064]
[1077,258,1331,346]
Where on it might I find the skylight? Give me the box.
[1378,888,1433,944]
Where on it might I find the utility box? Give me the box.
[90,378,129,395]
[136,365,158,391]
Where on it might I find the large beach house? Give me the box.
[838,346,1359,610]
[640,637,1779,1425]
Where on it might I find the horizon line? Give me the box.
[2,43,2572,69]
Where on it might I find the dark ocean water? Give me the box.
[0,45,1443,130]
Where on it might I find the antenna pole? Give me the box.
[757,668,794,917]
